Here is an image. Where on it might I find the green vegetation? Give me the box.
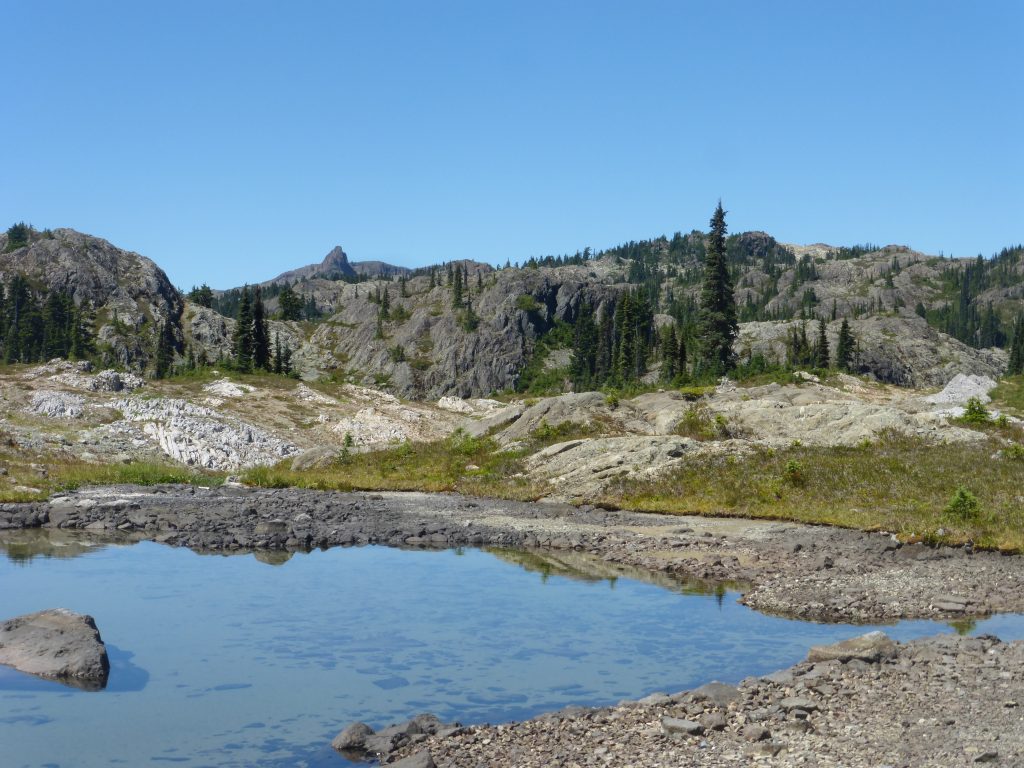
[0,437,221,503]
[596,432,1024,550]
[515,294,542,313]
[695,201,738,376]
[991,375,1024,416]
[955,397,992,425]
[242,430,541,499]
[944,485,980,521]
[0,276,96,365]
[4,222,32,252]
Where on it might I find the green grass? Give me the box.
[596,432,1024,551]
[242,430,543,500]
[0,445,222,502]
[991,375,1024,417]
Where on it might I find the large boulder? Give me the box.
[0,608,109,688]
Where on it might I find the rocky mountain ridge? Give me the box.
[2,225,1020,396]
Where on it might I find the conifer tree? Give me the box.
[695,202,738,376]
[234,286,254,372]
[661,324,678,381]
[814,318,830,368]
[835,318,855,372]
[277,284,303,321]
[452,265,463,308]
[273,333,283,374]
[1008,314,1024,376]
[380,285,391,321]
[154,318,176,379]
[570,302,597,390]
[252,288,270,370]
[676,333,688,380]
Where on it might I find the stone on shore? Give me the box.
[0,608,109,688]
[331,721,374,751]
[807,631,897,663]
[391,751,436,768]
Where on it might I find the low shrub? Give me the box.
[944,485,980,520]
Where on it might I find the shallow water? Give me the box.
[1,532,1022,767]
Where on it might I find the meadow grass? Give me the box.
[597,432,1024,551]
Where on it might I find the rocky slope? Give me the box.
[2,226,1018,396]
[0,359,1014,503]
[0,228,182,369]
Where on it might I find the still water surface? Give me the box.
[2,531,1022,767]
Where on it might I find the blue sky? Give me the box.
[2,1,1020,289]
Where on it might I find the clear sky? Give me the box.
[2,1,1020,289]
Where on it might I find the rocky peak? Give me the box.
[319,246,354,277]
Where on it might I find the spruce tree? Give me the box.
[814,318,830,369]
[835,318,855,372]
[695,202,738,376]
[154,318,176,379]
[1008,314,1024,376]
[661,324,678,381]
[452,266,463,308]
[234,286,254,372]
[273,333,283,374]
[252,288,270,370]
[570,302,597,390]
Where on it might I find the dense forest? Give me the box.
[0,275,95,364]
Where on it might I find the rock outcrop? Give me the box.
[0,608,109,689]
[0,228,183,370]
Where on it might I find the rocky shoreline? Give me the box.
[385,631,1023,767]
[3,484,1023,623]
[3,484,1024,765]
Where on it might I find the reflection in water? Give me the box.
[0,529,127,564]
[486,546,746,599]
[0,530,1022,768]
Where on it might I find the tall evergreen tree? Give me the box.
[277,284,303,321]
[1008,313,1024,376]
[234,286,254,371]
[814,318,830,368]
[695,202,738,376]
[835,318,855,372]
[154,318,176,379]
[570,302,597,390]
[252,287,270,370]
[273,333,283,374]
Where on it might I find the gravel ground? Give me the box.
[2,484,1022,622]
[387,632,1024,767]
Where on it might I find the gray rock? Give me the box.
[690,681,743,708]
[779,697,819,713]
[389,750,436,768]
[701,711,728,731]
[661,716,704,738]
[291,446,341,472]
[331,721,374,751]
[743,723,771,742]
[0,609,109,688]
[807,631,897,663]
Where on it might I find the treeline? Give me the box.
[229,286,295,375]
[187,282,321,322]
[0,276,95,364]
[537,204,864,394]
[919,248,1024,350]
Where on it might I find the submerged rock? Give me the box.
[0,608,109,689]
